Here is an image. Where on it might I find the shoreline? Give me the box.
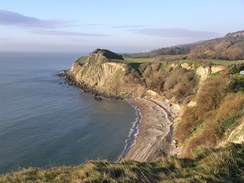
[117,103,142,161]
[124,97,178,161]
[59,71,179,161]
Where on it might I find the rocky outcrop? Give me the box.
[63,49,146,99]
[227,121,244,144]
[196,65,225,86]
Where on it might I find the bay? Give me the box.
[0,52,137,174]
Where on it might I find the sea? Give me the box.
[0,52,140,174]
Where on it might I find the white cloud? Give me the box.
[113,25,146,28]
[0,38,9,41]
[133,28,220,39]
[31,29,109,37]
[0,10,109,38]
[0,9,71,28]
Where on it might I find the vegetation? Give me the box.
[175,66,244,157]
[123,30,244,61]
[1,143,243,183]
[76,56,88,64]
[122,52,157,58]
[76,48,244,161]
[152,32,244,61]
[79,53,243,106]
[77,55,244,67]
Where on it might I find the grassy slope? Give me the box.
[1,144,243,183]
[175,74,244,156]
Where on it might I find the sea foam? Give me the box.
[117,103,142,161]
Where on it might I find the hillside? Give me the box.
[61,49,244,161]
[125,30,244,61]
[1,144,243,182]
[71,50,242,140]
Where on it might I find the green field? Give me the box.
[210,59,244,65]
[76,55,244,68]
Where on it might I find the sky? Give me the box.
[0,0,244,53]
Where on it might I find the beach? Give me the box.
[125,97,178,161]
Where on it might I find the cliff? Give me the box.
[65,49,145,99]
[64,49,225,103]
[62,49,243,159]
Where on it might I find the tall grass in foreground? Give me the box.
[0,143,243,183]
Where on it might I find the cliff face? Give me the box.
[66,49,146,99]
[65,49,226,105]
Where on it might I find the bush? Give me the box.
[175,75,229,144]
[230,73,244,92]
[176,73,244,158]
[228,63,244,74]
[163,67,198,103]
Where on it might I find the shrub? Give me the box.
[164,67,188,90]
[176,72,244,158]
[175,75,229,145]
[230,73,244,92]
[163,67,198,103]
[228,63,244,74]
[196,75,229,111]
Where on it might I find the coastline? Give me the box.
[124,97,178,161]
[59,70,179,162]
[117,103,142,161]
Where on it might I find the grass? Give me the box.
[211,59,244,65]
[111,58,155,64]
[1,144,243,183]
[122,52,157,58]
[76,54,244,68]
[76,56,88,64]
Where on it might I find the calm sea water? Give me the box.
[0,52,138,174]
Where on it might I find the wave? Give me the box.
[117,103,142,161]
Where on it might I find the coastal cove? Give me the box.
[61,49,180,162]
[0,52,139,174]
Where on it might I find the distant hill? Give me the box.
[129,30,244,61]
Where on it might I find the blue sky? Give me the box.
[0,0,244,53]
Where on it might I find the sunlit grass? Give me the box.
[211,59,244,65]
[76,56,88,64]
[76,54,244,67]
[1,144,243,183]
